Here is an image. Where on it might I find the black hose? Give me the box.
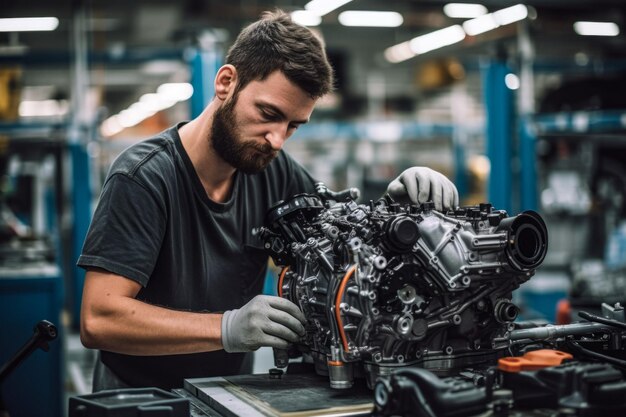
[578,311,626,330]
[566,339,626,369]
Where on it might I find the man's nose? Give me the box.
[265,123,288,151]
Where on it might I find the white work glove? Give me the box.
[221,295,306,353]
[387,167,459,211]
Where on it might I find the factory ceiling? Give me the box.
[2,0,626,126]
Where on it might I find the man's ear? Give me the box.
[214,65,237,101]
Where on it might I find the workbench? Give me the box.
[174,366,374,417]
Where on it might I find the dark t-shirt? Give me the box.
[77,123,315,390]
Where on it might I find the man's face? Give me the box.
[210,70,317,174]
[210,94,275,174]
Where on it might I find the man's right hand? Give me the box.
[221,295,306,353]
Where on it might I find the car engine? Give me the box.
[257,185,548,389]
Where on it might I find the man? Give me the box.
[79,10,458,391]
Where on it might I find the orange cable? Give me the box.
[278,266,289,297]
[335,264,357,352]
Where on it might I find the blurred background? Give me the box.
[2,1,626,415]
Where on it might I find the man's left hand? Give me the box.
[387,167,459,211]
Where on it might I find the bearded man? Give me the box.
[78,10,458,391]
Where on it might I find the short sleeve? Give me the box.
[77,174,166,286]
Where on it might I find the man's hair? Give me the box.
[225,9,334,99]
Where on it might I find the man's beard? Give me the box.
[210,95,278,174]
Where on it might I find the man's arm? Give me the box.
[80,268,224,356]
[80,268,307,355]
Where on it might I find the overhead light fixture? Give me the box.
[411,25,466,54]
[384,41,415,64]
[304,0,353,17]
[462,13,498,36]
[21,85,57,101]
[462,4,528,36]
[291,10,322,26]
[443,3,488,19]
[101,115,124,137]
[493,4,528,26]
[0,17,59,32]
[157,83,194,102]
[139,93,177,112]
[338,11,403,27]
[385,4,529,64]
[385,25,465,63]
[101,83,195,137]
[19,100,68,117]
[574,21,620,36]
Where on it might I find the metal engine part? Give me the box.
[372,360,626,417]
[257,187,548,389]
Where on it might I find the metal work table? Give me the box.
[176,367,373,417]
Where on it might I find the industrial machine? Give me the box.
[0,136,63,417]
[373,302,626,417]
[257,183,548,389]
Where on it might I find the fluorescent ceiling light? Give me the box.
[384,41,414,64]
[338,11,403,27]
[118,109,148,128]
[574,21,620,36]
[101,83,194,137]
[129,102,157,116]
[462,4,527,36]
[443,3,488,19]
[410,25,466,55]
[21,85,57,101]
[101,115,124,137]
[305,0,353,17]
[0,17,59,32]
[493,4,528,26]
[157,83,194,102]
[19,100,68,117]
[385,25,465,63]
[463,13,498,36]
[291,10,322,26]
[139,93,177,112]
[385,3,530,64]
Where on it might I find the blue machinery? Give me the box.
[482,59,515,214]
[0,267,63,417]
[482,56,626,215]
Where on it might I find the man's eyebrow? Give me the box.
[258,102,309,124]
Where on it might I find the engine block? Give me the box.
[257,189,548,389]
